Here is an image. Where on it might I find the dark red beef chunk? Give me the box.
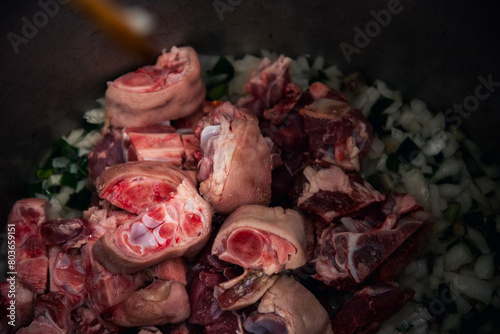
[88,129,126,186]
[330,282,415,334]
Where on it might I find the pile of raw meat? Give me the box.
[1,46,432,334]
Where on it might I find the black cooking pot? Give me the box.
[1,0,499,224]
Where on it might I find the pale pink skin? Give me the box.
[196,102,272,214]
[102,258,190,327]
[244,275,333,334]
[105,46,206,128]
[102,279,190,327]
[212,205,307,275]
[94,161,212,274]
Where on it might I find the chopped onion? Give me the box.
[378,302,431,334]
[422,130,448,156]
[431,157,463,182]
[47,197,62,220]
[368,137,385,159]
[374,79,395,99]
[376,153,389,172]
[63,128,85,145]
[443,271,494,304]
[309,56,323,72]
[474,254,495,280]
[83,108,105,125]
[45,174,62,188]
[456,190,472,215]
[467,227,490,255]
[410,152,426,167]
[357,87,381,117]
[421,113,445,138]
[382,100,403,115]
[429,184,442,218]
[74,130,102,149]
[402,168,431,212]
[474,176,496,195]
[442,136,459,157]
[444,242,474,271]
[52,157,70,169]
[439,184,463,199]
[468,182,491,208]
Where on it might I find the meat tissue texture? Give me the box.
[313,193,431,291]
[212,205,307,275]
[8,198,50,295]
[297,165,385,224]
[88,128,126,186]
[236,55,293,118]
[124,125,200,170]
[93,161,211,274]
[215,269,280,311]
[195,102,272,214]
[105,46,205,128]
[330,282,415,334]
[244,275,333,334]
[301,82,373,171]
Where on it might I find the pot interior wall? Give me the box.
[1,0,499,222]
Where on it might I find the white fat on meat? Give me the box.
[301,165,351,195]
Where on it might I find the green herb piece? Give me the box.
[206,83,229,101]
[78,157,89,178]
[36,168,53,179]
[443,201,461,223]
[205,56,235,101]
[209,56,235,81]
